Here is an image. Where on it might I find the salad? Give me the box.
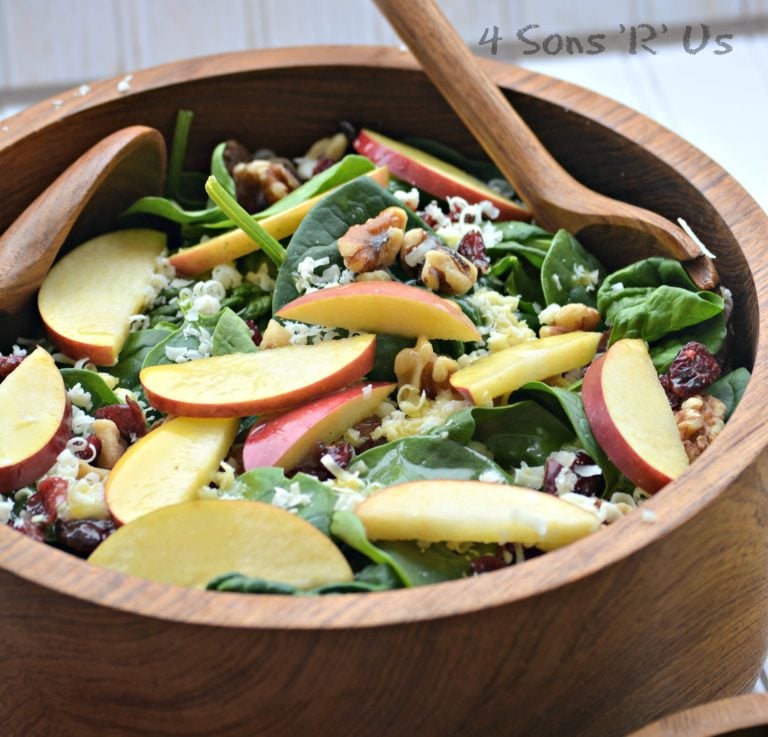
[0,112,749,594]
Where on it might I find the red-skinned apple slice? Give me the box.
[169,167,390,276]
[582,338,689,493]
[38,229,166,365]
[355,479,600,552]
[140,334,377,418]
[90,499,353,589]
[353,129,530,221]
[276,281,481,342]
[450,331,601,405]
[0,347,71,493]
[106,416,240,525]
[243,382,395,472]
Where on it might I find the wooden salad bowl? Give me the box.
[0,47,767,737]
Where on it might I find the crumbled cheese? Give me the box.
[465,287,536,353]
[199,459,238,498]
[271,482,312,513]
[294,156,318,181]
[513,462,545,490]
[555,466,579,496]
[574,464,602,478]
[281,320,340,346]
[393,187,420,211]
[560,492,631,524]
[678,217,717,259]
[11,344,27,357]
[212,262,243,290]
[0,497,14,525]
[40,449,109,520]
[293,255,355,294]
[66,383,93,411]
[70,405,95,437]
[117,74,133,94]
[427,196,503,250]
[66,436,97,463]
[129,314,150,332]
[403,237,439,268]
[537,302,562,325]
[478,469,506,484]
[372,386,471,442]
[573,264,600,292]
[246,262,276,293]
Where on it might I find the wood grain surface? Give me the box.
[0,47,767,737]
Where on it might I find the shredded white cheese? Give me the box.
[513,462,545,490]
[66,383,93,411]
[393,187,420,211]
[293,255,355,294]
[0,498,14,525]
[246,262,276,293]
[272,482,312,513]
[464,287,536,354]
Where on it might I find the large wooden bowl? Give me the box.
[1,47,767,737]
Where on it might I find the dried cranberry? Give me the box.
[36,477,69,520]
[292,440,354,480]
[659,373,681,410]
[543,451,603,497]
[469,554,509,575]
[245,320,263,347]
[73,434,102,462]
[457,231,490,274]
[0,354,25,379]
[94,399,146,442]
[662,341,721,402]
[312,157,335,176]
[55,518,116,556]
[351,415,384,453]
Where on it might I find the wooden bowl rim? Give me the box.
[1,46,767,630]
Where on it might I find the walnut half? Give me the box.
[421,246,478,296]
[675,393,726,461]
[337,206,408,273]
[394,336,459,398]
[539,303,602,338]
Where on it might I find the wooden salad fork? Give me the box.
[0,125,166,344]
[374,0,718,290]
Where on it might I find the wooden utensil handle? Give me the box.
[374,0,577,211]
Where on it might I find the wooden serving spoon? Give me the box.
[374,0,718,290]
[0,125,166,345]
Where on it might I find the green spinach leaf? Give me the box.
[141,313,221,370]
[60,368,120,409]
[649,314,727,372]
[211,308,257,356]
[708,367,750,419]
[111,328,174,390]
[540,229,606,307]
[376,541,470,585]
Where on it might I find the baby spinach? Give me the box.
[111,327,174,390]
[649,314,726,372]
[540,229,606,307]
[488,254,545,305]
[368,334,414,381]
[434,401,574,469]
[228,467,337,536]
[272,177,429,311]
[60,369,120,409]
[355,436,511,486]
[375,541,471,585]
[211,308,257,356]
[608,287,723,345]
[141,313,221,370]
[708,367,750,419]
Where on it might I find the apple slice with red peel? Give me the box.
[276,281,481,342]
[140,333,377,418]
[0,347,71,493]
[105,416,240,525]
[243,382,395,472]
[353,129,530,221]
[582,338,689,493]
[37,229,166,365]
[450,331,601,405]
[89,499,353,589]
[355,479,600,552]
[170,166,390,276]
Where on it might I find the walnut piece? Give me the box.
[399,228,442,277]
[539,303,602,338]
[421,246,478,296]
[233,159,301,212]
[337,206,407,273]
[261,319,291,349]
[303,132,348,162]
[394,336,459,398]
[93,419,127,469]
[674,393,726,461]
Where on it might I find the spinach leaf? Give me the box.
[60,369,120,409]
[608,287,723,345]
[708,367,750,419]
[368,334,413,381]
[649,314,727,372]
[376,541,470,585]
[488,254,545,304]
[207,574,298,595]
[228,467,336,536]
[492,221,552,247]
[141,313,221,370]
[540,229,606,308]
[331,511,412,587]
[210,141,236,197]
[355,436,511,486]
[122,196,221,226]
[111,328,173,390]
[211,308,257,356]
[272,177,428,311]
[433,401,574,469]
[220,282,273,322]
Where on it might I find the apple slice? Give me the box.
[450,331,601,405]
[276,281,481,342]
[105,416,239,525]
[141,333,377,417]
[169,167,389,276]
[0,347,71,493]
[353,129,530,221]
[582,338,689,493]
[37,229,166,365]
[244,382,395,472]
[89,499,353,589]
[356,479,600,552]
